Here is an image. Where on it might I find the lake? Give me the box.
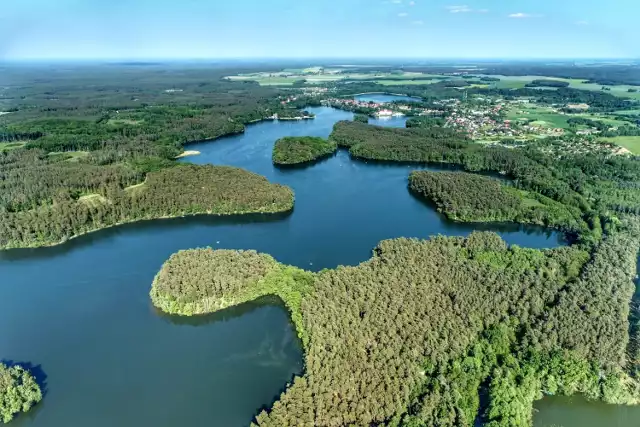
[0,103,627,427]
[533,256,640,427]
[368,115,408,128]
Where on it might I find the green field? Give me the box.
[481,74,640,99]
[48,151,90,162]
[227,70,455,86]
[506,105,571,128]
[0,141,26,152]
[107,118,142,125]
[613,109,640,116]
[507,104,633,130]
[374,78,446,86]
[78,193,108,208]
[226,75,298,86]
[600,136,640,154]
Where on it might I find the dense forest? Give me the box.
[0,65,308,248]
[393,63,640,86]
[329,120,640,242]
[0,165,293,249]
[525,79,571,88]
[409,171,586,233]
[272,136,337,166]
[151,220,640,427]
[151,249,314,345]
[0,363,42,424]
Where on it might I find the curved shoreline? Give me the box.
[0,206,294,251]
[149,227,640,426]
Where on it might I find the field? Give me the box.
[481,74,640,99]
[0,141,26,152]
[107,118,142,125]
[507,104,630,130]
[614,109,640,116]
[374,78,446,86]
[48,151,89,162]
[226,69,453,86]
[600,136,640,154]
[78,193,108,208]
[506,105,571,129]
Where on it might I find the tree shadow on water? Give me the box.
[154,295,289,327]
[1,360,49,398]
[0,211,293,262]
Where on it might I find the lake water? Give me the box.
[533,256,640,427]
[0,102,625,427]
[534,395,640,427]
[368,115,408,128]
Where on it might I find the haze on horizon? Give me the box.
[1,0,639,61]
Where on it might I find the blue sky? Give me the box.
[1,0,638,60]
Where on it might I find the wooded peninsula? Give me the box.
[151,222,640,426]
[0,164,293,249]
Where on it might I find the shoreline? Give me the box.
[175,150,201,159]
[182,114,315,147]
[0,205,294,251]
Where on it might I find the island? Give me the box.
[0,363,42,424]
[272,136,337,166]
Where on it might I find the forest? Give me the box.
[272,136,337,166]
[0,65,307,248]
[409,171,586,233]
[525,79,571,88]
[150,219,640,427]
[0,164,293,249]
[4,61,640,425]
[394,63,640,86]
[0,363,42,424]
[329,120,640,242]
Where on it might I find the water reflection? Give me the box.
[0,211,293,262]
[156,295,289,327]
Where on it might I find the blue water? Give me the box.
[0,106,566,427]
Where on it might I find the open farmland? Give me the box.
[600,136,640,154]
[226,69,455,86]
[506,105,571,129]
[480,74,640,98]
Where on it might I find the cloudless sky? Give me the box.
[1,0,638,60]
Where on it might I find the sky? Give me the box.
[1,0,639,60]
